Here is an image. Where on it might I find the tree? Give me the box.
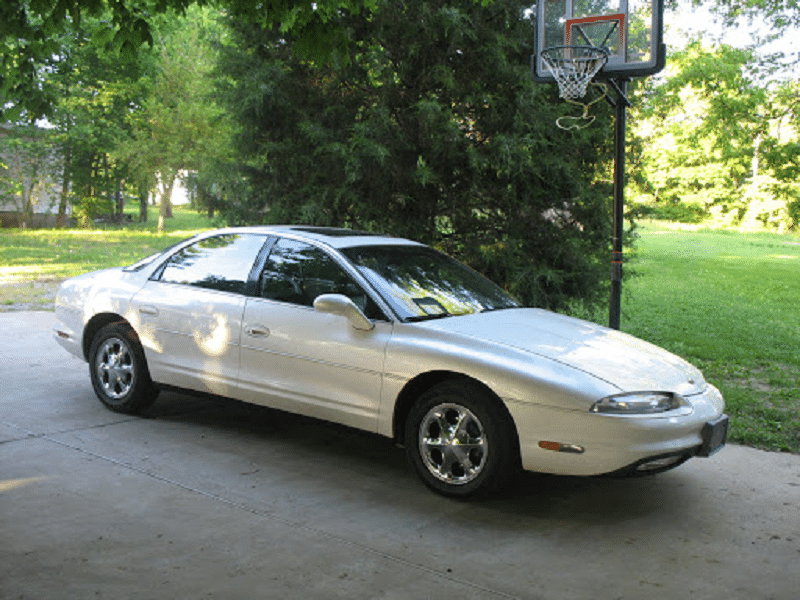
[0,0,378,122]
[0,13,161,228]
[631,43,758,222]
[700,0,800,30]
[117,6,234,232]
[216,0,617,311]
[631,40,799,229]
[44,17,155,226]
[761,79,800,229]
[1,5,231,231]
[695,0,800,83]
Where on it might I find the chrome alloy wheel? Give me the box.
[418,403,488,485]
[95,337,135,400]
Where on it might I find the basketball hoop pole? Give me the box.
[608,78,631,330]
[531,0,666,330]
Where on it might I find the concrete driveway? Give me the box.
[1,311,798,600]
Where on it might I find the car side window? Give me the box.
[157,234,267,294]
[259,238,385,319]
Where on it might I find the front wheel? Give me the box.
[89,322,159,414]
[405,380,518,498]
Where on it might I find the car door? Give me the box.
[238,237,393,432]
[131,233,268,397]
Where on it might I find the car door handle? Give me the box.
[245,325,270,337]
[139,306,159,316]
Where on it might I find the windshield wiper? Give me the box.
[480,305,518,314]
[406,312,452,323]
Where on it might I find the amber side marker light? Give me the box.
[538,441,585,454]
[56,331,69,339]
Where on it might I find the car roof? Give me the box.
[201,225,422,250]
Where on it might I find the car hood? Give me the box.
[419,308,706,395]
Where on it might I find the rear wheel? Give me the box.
[405,380,518,498]
[89,322,159,414]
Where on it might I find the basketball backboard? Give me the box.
[532,0,665,82]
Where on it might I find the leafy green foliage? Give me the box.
[2,6,239,232]
[629,199,707,223]
[45,15,157,225]
[216,0,617,310]
[631,41,799,230]
[698,0,800,31]
[0,0,377,121]
[116,6,233,232]
[0,0,169,121]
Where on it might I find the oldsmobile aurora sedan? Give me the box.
[54,226,728,497]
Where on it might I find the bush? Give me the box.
[72,196,114,228]
[787,198,800,230]
[629,200,707,224]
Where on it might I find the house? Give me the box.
[0,125,64,227]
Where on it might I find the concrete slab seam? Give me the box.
[0,418,141,445]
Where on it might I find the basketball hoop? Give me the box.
[540,45,609,129]
[540,45,609,100]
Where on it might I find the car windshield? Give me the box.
[341,244,521,322]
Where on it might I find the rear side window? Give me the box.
[157,234,267,294]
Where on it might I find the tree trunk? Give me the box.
[138,179,149,223]
[103,153,112,217]
[157,172,177,233]
[200,185,215,218]
[115,178,124,222]
[57,143,72,228]
[21,179,37,229]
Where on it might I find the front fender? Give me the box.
[54,268,150,361]
[377,322,618,438]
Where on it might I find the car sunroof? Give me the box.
[290,227,384,238]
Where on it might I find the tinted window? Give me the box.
[260,238,384,319]
[341,244,520,321]
[158,234,266,294]
[123,238,192,272]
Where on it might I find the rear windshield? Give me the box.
[122,238,192,272]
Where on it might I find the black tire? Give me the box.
[405,380,519,499]
[89,322,159,414]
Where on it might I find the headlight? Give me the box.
[590,392,681,414]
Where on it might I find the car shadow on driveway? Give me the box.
[135,389,699,528]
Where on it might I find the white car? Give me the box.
[54,226,728,497]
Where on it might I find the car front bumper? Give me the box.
[506,384,727,476]
[52,306,85,362]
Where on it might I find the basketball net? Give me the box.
[540,46,609,130]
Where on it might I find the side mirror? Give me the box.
[313,294,375,331]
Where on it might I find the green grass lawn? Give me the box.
[1,213,798,453]
[0,206,214,284]
[0,206,216,309]
[621,222,800,453]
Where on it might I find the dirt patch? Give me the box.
[731,378,774,393]
[0,279,61,312]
